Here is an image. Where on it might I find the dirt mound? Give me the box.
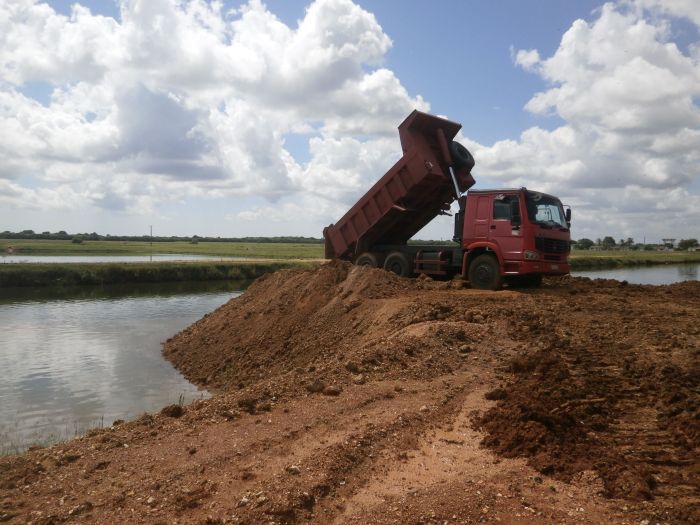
[164,260,460,397]
[476,278,700,522]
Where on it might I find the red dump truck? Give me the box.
[322,110,571,290]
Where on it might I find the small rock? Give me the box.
[68,502,93,516]
[345,361,360,373]
[419,405,429,412]
[322,385,342,396]
[238,496,250,507]
[146,496,156,506]
[286,465,302,475]
[298,491,315,510]
[352,374,366,385]
[237,398,257,414]
[306,379,325,393]
[160,404,184,418]
[458,344,473,354]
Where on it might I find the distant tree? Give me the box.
[602,236,616,250]
[71,236,83,244]
[190,236,199,244]
[577,238,594,250]
[678,238,699,250]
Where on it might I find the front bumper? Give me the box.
[502,259,570,276]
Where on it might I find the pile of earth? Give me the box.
[164,259,472,398]
[164,262,699,522]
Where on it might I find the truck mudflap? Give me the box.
[323,111,475,261]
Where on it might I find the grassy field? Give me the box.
[570,249,700,269]
[0,239,325,259]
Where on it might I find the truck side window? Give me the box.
[493,197,512,220]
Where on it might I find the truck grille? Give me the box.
[536,237,570,254]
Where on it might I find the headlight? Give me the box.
[524,250,540,260]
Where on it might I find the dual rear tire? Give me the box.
[354,251,413,278]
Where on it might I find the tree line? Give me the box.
[573,236,699,250]
[0,230,324,244]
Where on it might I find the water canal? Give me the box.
[0,281,247,454]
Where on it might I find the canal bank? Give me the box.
[0,259,320,287]
[2,251,699,287]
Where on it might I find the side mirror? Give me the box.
[510,200,521,227]
[565,207,572,223]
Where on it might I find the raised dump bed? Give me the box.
[323,110,475,261]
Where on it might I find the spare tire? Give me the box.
[449,141,475,172]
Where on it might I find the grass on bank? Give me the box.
[0,260,320,288]
[569,250,700,269]
[0,239,325,259]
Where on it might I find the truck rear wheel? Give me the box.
[468,254,503,290]
[383,251,412,278]
[355,252,380,268]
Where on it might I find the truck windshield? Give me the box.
[525,191,568,229]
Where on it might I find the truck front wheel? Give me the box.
[468,254,503,290]
[383,251,412,278]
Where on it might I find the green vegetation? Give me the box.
[570,250,700,269]
[0,239,325,259]
[0,260,320,288]
[1,230,323,244]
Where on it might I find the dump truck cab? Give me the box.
[457,188,571,289]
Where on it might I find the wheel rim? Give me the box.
[475,264,493,285]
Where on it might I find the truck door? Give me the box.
[490,194,523,261]
[471,195,491,239]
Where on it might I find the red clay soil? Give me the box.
[1,261,698,524]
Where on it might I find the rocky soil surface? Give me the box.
[1,261,698,524]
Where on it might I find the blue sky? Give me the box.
[2,0,699,242]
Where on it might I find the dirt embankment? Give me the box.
[1,262,698,524]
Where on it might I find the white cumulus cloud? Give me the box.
[0,0,425,226]
[473,0,700,242]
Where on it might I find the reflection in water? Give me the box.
[677,264,698,281]
[573,263,700,285]
[0,281,246,453]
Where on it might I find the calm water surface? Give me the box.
[0,281,246,453]
[572,262,699,285]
